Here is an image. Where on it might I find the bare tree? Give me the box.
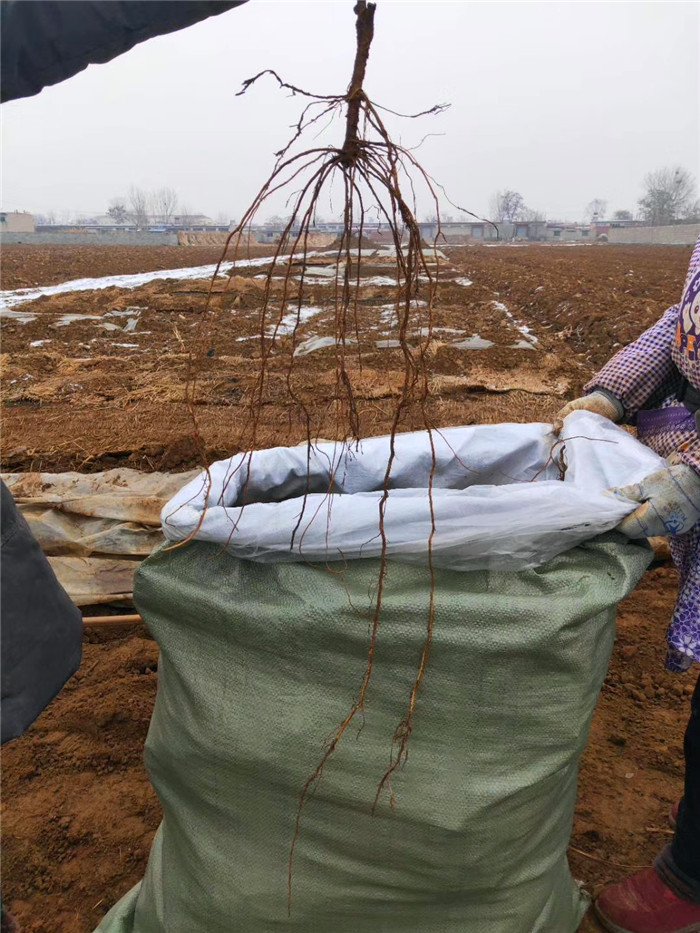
[612,209,633,221]
[638,166,698,225]
[128,185,149,228]
[584,198,607,223]
[151,187,178,225]
[519,206,545,222]
[684,201,700,223]
[107,198,129,224]
[490,190,525,223]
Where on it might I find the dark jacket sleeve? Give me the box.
[1,0,247,103]
[1,481,83,744]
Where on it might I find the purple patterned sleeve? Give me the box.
[585,305,682,417]
[678,436,700,475]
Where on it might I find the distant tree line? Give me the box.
[577,166,698,226]
[587,167,699,226]
[423,165,698,229]
[488,168,698,227]
[35,187,233,228]
[636,167,699,225]
[109,186,192,227]
[489,190,545,224]
[34,166,699,230]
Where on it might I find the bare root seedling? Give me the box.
[183,0,462,911]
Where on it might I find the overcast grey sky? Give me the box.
[2,0,698,223]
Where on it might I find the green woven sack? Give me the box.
[98,534,650,933]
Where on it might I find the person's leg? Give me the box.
[595,673,700,932]
[655,672,700,902]
[0,903,20,933]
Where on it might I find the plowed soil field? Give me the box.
[1,242,695,932]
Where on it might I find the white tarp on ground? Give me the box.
[2,468,197,605]
[0,250,340,313]
[162,412,665,572]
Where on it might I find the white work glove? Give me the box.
[552,391,623,435]
[611,463,700,538]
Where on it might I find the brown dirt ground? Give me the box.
[1,242,696,932]
[0,244,275,291]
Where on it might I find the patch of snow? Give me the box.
[491,300,539,345]
[376,245,448,261]
[296,266,337,280]
[360,276,397,287]
[267,305,324,337]
[452,335,495,350]
[454,277,473,287]
[378,300,428,310]
[412,326,465,339]
[294,336,357,357]
[29,339,50,347]
[378,299,429,328]
[54,313,104,327]
[0,309,37,323]
[113,343,140,349]
[509,340,537,350]
[105,307,146,318]
[375,339,402,349]
[515,325,538,344]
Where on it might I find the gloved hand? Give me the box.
[552,391,623,435]
[611,463,700,538]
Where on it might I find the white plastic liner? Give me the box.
[161,411,665,571]
[0,250,337,312]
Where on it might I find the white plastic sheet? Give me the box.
[0,250,338,313]
[161,411,665,571]
[2,468,197,604]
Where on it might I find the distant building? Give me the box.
[0,210,34,233]
[33,215,229,234]
[418,220,550,242]
[544,223,592,242]
[172,213,213,228]
[513,220,547,241]
[418,220,501,242]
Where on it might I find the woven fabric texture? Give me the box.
[98,534,650,933]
